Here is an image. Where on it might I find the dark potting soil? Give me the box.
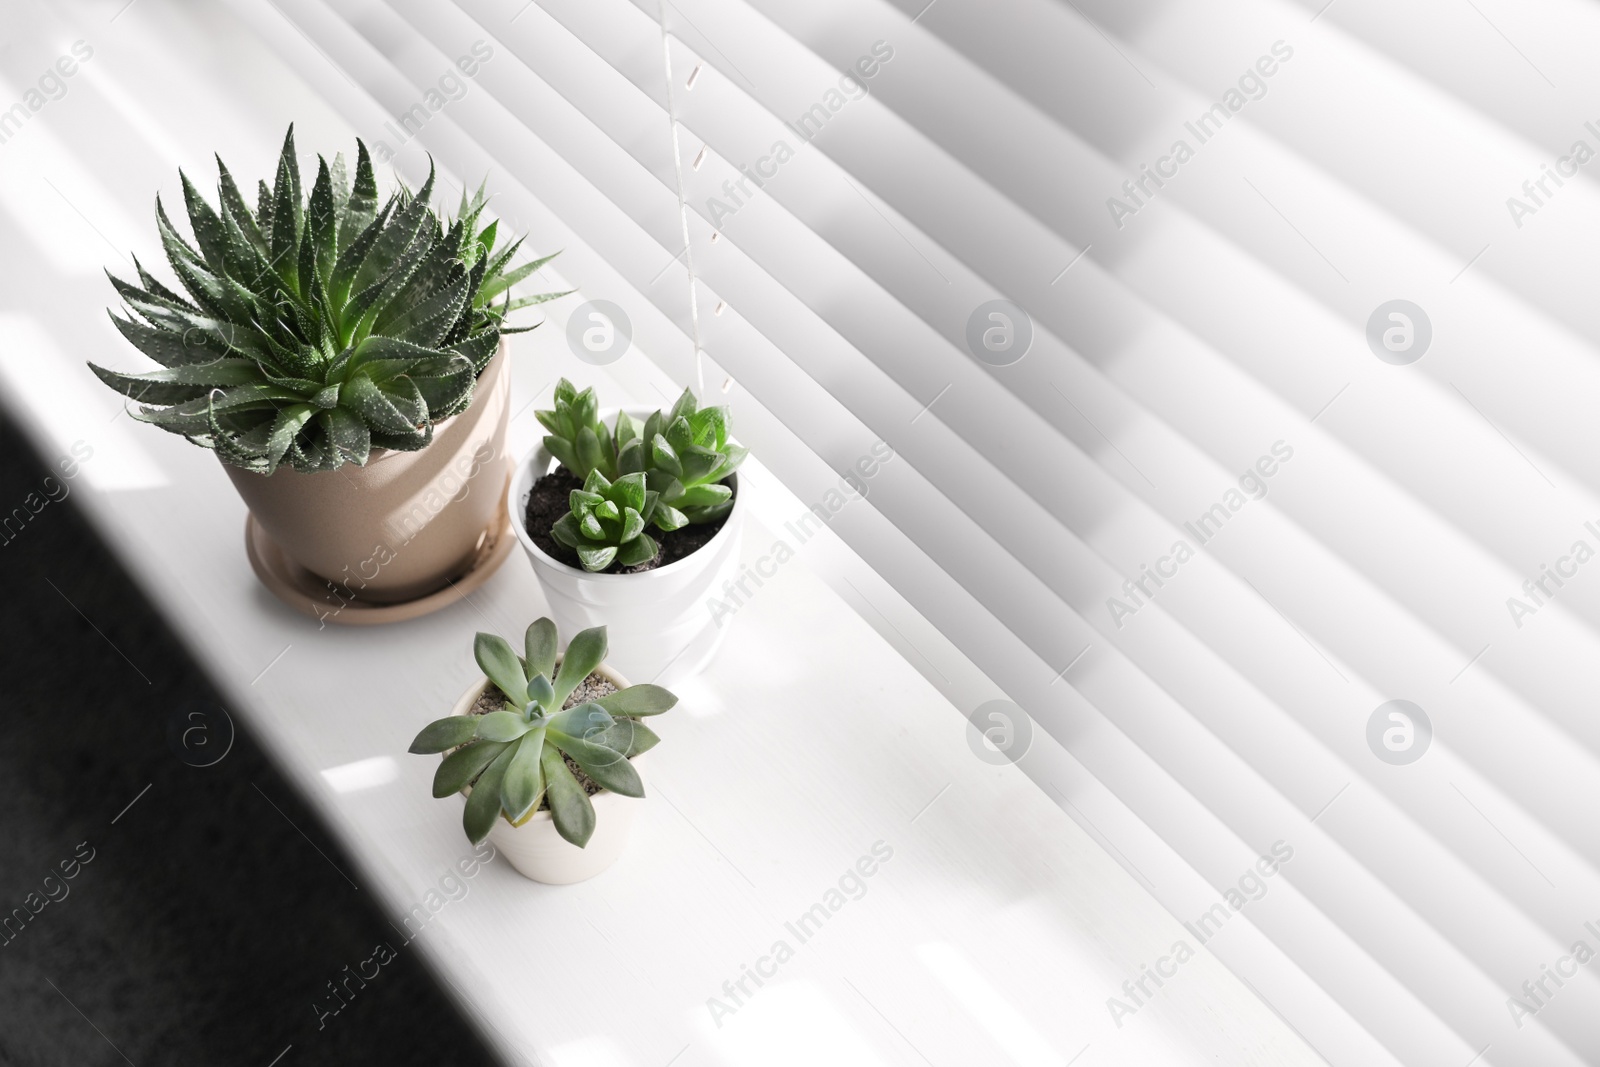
[523,469,729,574]
[468,672,623,806]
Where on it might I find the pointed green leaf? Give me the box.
[329,150,350,218]
[545,436,580,477]
[475,632,529,706]
[589,718,660,758]
[463,740,519,844]
[500,727,547,822]
[594,684,678,717]
[575,426,607,480]
[339,140,379,252]
[256,178,274,242]
[525,618,558,683]
[328,198,394,312]
[411,715,481,754]
[318,408,370,466]
[552,626,607,706]
[307,156,338,279]
[709,445,749,481]
[614,410,640,449]
[650,433,681,477]
[546,701,613,738]
[270,125,302,288]
[550,512,583,549]
[215,157,268,255]
[478,250,560,302]
[525,674,555,712]
[433,738,508,798]
[540,744,596,847]
[576,545,617,572]
[669,387,696,422]
[676,482,732,508]
[180,171,231,272]
[550,730,643,798]
[618,507,643,544]
[615,534,658,567]
[263,404,315,474]
[339,373,425,436]
[504,289,572,312]
[476,709,532,742]
[612,472,646,513]
[88,359,262,405]
[651,505,687,533]
[616,437,646,475]
[105,314,217,369]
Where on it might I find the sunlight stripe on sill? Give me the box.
[321,756,399,794]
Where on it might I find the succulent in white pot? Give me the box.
[510,381,746,685]
[409,618,676,884]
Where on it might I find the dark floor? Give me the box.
[0,412,502,1065]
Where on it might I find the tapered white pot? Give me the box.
[449,663,644,885]
[510,407,745,687]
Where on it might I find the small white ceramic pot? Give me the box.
[509,407,745,687]
[449,662,645,885]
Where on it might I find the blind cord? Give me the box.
[656,3,706,397]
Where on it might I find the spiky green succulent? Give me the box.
[552,469,664,572]
[89,125,568,474]
[409,619,676,847]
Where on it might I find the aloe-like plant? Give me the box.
[89,125,567,474]
[552,469,664,572]
[409,619,676,847]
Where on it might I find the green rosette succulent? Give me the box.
[409,619,676,847]
[627,387,747,528]
[552,469,663,572]
[89,124,568,474]
[535,378,613,481]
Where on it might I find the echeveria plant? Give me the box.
[538,381,746,571]
[89,125,567,474]
[409,619,676,847]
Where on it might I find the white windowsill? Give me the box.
[0,311,1320,1066]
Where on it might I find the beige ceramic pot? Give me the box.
[224,341,512,604]
[449,660,649,884]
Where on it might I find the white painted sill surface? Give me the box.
[0,332,1321,1066]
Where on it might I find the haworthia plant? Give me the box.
[628,386,746,527]
[89,125,570,474]
[550,469,664,572]
[538,381,746,571]
[534,378,613,482]
[409,618,677,848]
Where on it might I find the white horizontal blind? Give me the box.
[227,0,1600,1063]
